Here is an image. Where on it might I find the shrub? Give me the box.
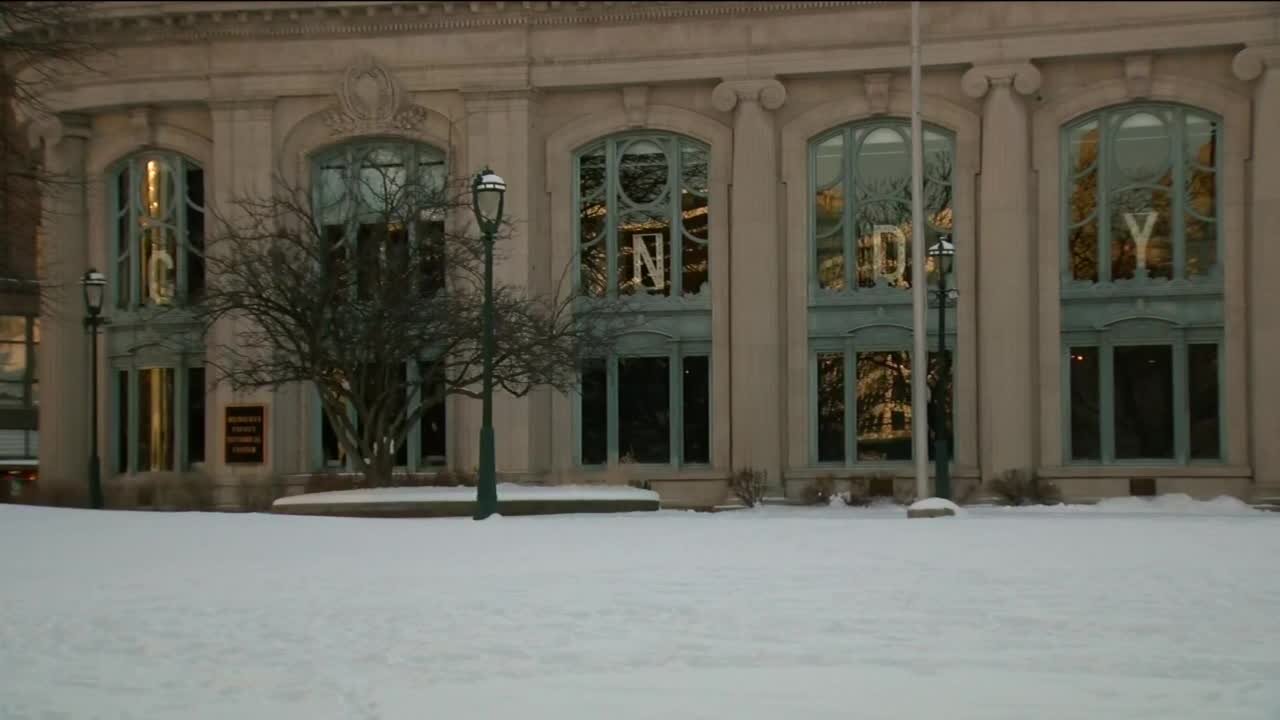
[953,479,981,506]
[988,468,1061,506]
[728,467,767,507]
[841,476,871,507]
[801,475,836,506]
[892,476,917,506]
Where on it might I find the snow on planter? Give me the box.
[907,497,965,518]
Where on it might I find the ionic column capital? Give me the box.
[712,77,787,113]
[1233,43,1280,82]
[961,61,1041,99]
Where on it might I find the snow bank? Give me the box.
[273,482,659,507]
[908,496,965,515]
[1093,493,1257,515]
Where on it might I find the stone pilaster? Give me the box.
[462,88,542,480]
[712,77,786,488]
[1233,44,1280,500]
[33,114,92,499]
[961,61,1042,480]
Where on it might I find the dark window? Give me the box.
[926,351,955,461]
[321,402,345,467]
[138,368,175,472]
[116,371,129,473]
[187,367,205,465]
[418,369,447,467]
[1188,344,1220,460]
[1113,345,1173,459]
[1070,347,1101,460]
[816,353,844,462]
[618,357,670,463]
[856,351,912,461]
[681,355,710,464]
[185,165,205,301]
[579,359,608,465]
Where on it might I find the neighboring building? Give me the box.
[23,0,1280,507]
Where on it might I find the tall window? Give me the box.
[113,365,206,474]
[311,141,449,472]
[574,133,712,468]
[0,315,38,460]
[1061,104,1223,464]
[808,120,955,466]
[111,154,205,307]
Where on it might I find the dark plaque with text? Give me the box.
[224,405,267,465]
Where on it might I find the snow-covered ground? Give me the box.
[2,498,1278,720]
[273,482,660,506]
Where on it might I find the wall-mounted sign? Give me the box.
[224,404,267,465]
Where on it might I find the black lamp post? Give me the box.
[471,167,505,521]
[81,268,107,509]
[927,235,957,501]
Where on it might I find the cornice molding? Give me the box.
[71,1,882,45]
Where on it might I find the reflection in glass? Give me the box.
[1188,344,1220,460]
[1069,347,1100,460]
[1109,192,1171,280]
[856,351,912,461]
[117,371,129,473]
[580,358,607,465]
[618,139,668,205]
[682,356,710,464]
[816,353,844,462]
[618,357,670,463]
[1113,345,1173,459]
[419,371,447,467]
[187,366,205,466]
[138,367,174,472]
[617,215,670,295]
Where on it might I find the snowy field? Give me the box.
[2,498,1279,720]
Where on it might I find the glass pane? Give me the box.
[680,141,709,196]
[681,355,709,464]
[618,357,670,464]
[1069,347,1101,461]
[0,316,24,343]
[1069,221,1099,283]
[856,212,911,289]
[1188,344,1220,460]
[116,168,131,307]
[418,221,447,295]
[815,184,844,238]
[0,342,28,382]
[680,182,709,241]
[0,382,23,407]
[141,225,178,305]
[815,133,844,188]
[1186,165,1216,219]
[186,165,205,301]
[816,232,845,290]
[682,235,708,296]
[1113,345,1174,459]
[856,351,912,461]
[580,359,607,466]
[1110,189,1172,280]
[855,127,908,192]
[358,147,407,215]
[618,139,668,206]
[1185,215,1216,279]
[187,366,205,465]
[816,353,844,463]
[138,158,176,222]
[1068,120,1100,173]
[580,240,608,298]
[1185,113,1217,169]
[1069,169,1098,226]
[617,215,670,296]
[1114,111,1171,182]
[316,160,349,225]
[923,130,953,184]
[579,146,607,200]
[138,367,175,472]
[321,404,346,467]
[117,371,129,473]
[422,368,448,466]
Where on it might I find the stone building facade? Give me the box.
[25,0,1280,507]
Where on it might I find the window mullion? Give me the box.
[606,141,618,299]
[1099,336,1115,463]
[175,159,188,302]
[1172,331,1189,464]
[407,361,421,473]
[1171,109,1187,279]
[130,159,141,308]
[1098,117,1112,283]
[671,139,683,297]
[606,355,619,466]
[669,345,681,467]
[844,127,855,291]
[844,339,856,468]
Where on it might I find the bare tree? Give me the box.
[179,160,626,488]
[0,1,96,291]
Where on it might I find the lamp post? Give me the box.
[471,167,505,521]
[927,235,957,501]
[81,269,107,510]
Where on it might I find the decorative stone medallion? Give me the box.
[322,55,429,135]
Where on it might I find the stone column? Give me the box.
[33,114,92,500]
[961,62,1041,480]
[1234,45,1280,500]
[712,78,786,489]
[462,88,542,480]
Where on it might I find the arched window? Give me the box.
[573,132,711,468]
[807,120,955,467]
[1060,104,1223,465]
[110,153,205,307]
[1064,105,1220,283]
[309,140,449,471]
[576,133,709,297]
[811,121,954,291]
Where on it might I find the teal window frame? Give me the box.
[572,132,713,469]
[1059,102,1225,466]
[108,153,206,309]
[308,139,451,473]
[111,359,207,475]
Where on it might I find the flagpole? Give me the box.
[910,0,930,501]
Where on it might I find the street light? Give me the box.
[471,167,505,520]
[927,235,957,501]
[81,268,107,510]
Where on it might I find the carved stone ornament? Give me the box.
[863,72,892,115]
[322,55,428,135]
[1124,54,1153,99]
